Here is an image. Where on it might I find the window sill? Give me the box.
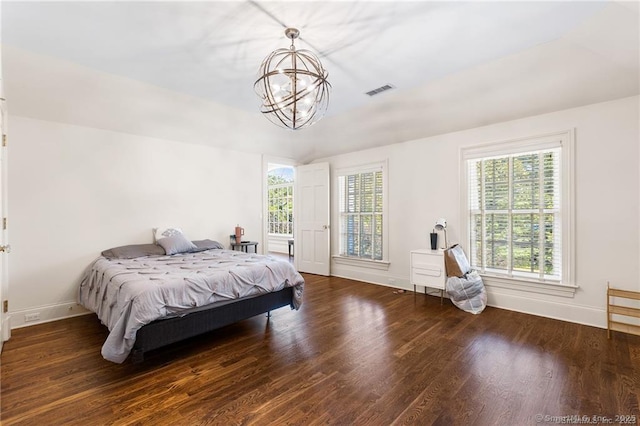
[332,255,390,271]
[480,273,578,298]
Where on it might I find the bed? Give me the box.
[78,239,304,363]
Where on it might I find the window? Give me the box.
[462,131,575,290]
[267,167,294,236]
[337,163,386,261]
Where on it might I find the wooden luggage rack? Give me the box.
[607,282,640,339]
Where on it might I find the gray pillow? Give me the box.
[191,239,224,252]
[157,233,197,255]
[102,244,165,259]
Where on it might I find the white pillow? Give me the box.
[153,227,183,243]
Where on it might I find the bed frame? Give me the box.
[130,286,294,363]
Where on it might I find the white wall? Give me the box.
[8,116,264,327]
[3,45,298,160]
[316,96,640,328]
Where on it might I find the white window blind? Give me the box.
[338,165,384,261]
[468,148,561,281]
[462,130,574,288]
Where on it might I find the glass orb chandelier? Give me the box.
[254,28,330,130]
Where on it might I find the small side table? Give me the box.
[410,249,446,304]
[231,241,259,253]
[288,239,294,257]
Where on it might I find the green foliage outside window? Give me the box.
[469,150,560,279]
[268,170,294,235]
[339,170,383,261]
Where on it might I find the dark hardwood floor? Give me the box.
[1,274,639,425]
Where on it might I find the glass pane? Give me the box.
[543,247,554,275]
[512,181,538,210]
[483,157,509,210]
[374,193,382,212]
[512,154,539,181]
[486,243,508,270]
[512,214,539,245]
[543,151,559,209]
[544,213,559,276]
[544,214,555,244]
[352,175,360,213]
[512,243,539,273]
[339,215,348,255]
[361,172,374,213]
[345,175,358,213]
[470,214,482,268]
[484,213,508,270]
[374,214,383,260]
[512,213,538,273]
[375,171,383,214]
[469,161,482,210]
[485,213,508,241]
[360,214,373,258]
[347,215,359,256]
[512,153,539,209]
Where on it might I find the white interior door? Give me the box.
[295,162,330,275]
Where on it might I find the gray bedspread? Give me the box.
[78,249,304,363]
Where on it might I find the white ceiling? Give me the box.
[2,1,639,161]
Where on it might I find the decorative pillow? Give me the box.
[156,233,197,255]
[101,244,165,259]
[153,227,185,243]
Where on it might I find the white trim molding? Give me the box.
[334,159,390,265]
[10,301,90,329]
[482,274,578,297]
[460,129,576,291]
[332,255,390,270]
[486,290,606,329]
[326,268,597,328]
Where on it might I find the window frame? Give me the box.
[333,160,390,269]
[267,166,295,237]
[461,130,576,297]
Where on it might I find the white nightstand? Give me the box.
[410,249,446,304]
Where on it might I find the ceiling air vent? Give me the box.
[365,84,395,96]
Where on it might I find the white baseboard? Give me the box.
[331,267,607,329]
[331,264,410,290]
[10,301,91,329]
[486,290,606,329]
